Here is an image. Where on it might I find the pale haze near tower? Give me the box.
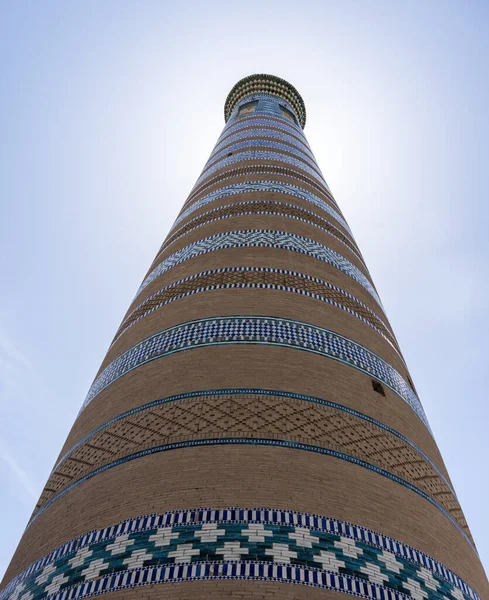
[0,0,488,579]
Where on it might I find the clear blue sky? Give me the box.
[1,0,488,579]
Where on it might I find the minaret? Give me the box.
[1,74,487,600]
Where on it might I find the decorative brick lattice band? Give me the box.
[116,267,395,350]
[4,507,477,600]
[138,230,378,305]
[175,181,349,233]
[37,392,463,533]
[80,317,427,429]
[186,167,338,210]
[160,201,362,262]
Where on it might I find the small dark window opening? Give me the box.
[372,379,385,396]
[227,152,233,157]
[238,101,258,116]
[280,105,297,124]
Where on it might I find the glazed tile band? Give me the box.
[218,122,310,153]
[113,267,397,352]
[173,180,349,233]
[210,131,316,161]
[227,109,304,131]
[212,128,314,157]
[185,167,339,210]
[51,389,454,502]
[158,200,363,264]
[192,150,328,190]
[207,140,321,174]
[227,109,303,129]
[137,230,378,307]
[4,507,478,600]
[221,114,305,139]
[28,437,467,545]
[79,316,428,431]
[38,391,462,527]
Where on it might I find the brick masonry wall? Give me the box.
[2,77,487,600]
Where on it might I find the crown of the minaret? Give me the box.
[224,73,306,128]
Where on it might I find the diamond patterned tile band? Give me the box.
[3,507,478,600]
[172,180,349,233]
[137,230,378,305]
[193,150,327,189]
[80,316,428,431]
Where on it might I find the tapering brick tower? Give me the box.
[1,74,487,600]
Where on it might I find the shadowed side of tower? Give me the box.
[1,74,487,600]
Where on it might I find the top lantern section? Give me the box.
[224,74,306,129]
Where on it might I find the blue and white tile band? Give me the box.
[220,116,308,144]
[115,267,396,353]
[3,507,478,600]
[212,128,313,158]
[223,109,304,135]
[80,316,428,431]
[207,139,319,172]
[172,180,349,233]
[159,201,364,264]
[137,230,379,305]
[193,150,327,190]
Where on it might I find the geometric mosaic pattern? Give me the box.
[115,267,395,350]
[161,200,362,262]
[211,128,314,159]
[37,390,465,532]
[138,229,376,304]
[3,508,478,600]
[220,115,305,141]
[194,150,327,189]
[209,139,318,170]
[80,316,427,429]
[172,180,350,233]
[186,166,340,214]
[54,389,448,491]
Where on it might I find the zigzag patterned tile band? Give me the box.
[137,230,377,306]
[80,316,427,430]
[172,180,349,232]
[3,508,477,600]
[159,201,363,263]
